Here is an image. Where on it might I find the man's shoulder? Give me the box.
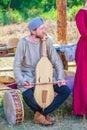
[47,35,54,46]
[18,37,27,45]
[47,35,52,40]
[19,37,26,42]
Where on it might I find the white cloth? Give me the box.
[59,43,77,61]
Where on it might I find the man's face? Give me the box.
[35,24,46,39]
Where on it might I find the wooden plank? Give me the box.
[0,67,13,72]
[0,84,11,91]
[68,62,76,67]
[64,70,75,76]
[0,87,11,90]
[0,53,15,57]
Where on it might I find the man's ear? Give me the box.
[31,30,36,35]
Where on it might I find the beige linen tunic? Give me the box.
[13,36,64,92]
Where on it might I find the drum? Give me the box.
[3,91,24,125]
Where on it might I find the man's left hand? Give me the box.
[57,79,66,87]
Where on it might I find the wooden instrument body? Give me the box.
[34,37,54,109]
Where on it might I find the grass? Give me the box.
[1,93,87,130]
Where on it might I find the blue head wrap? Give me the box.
[28,17,44,31]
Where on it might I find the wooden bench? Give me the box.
[0,67,13,72]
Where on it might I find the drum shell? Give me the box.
[3,91,24,125]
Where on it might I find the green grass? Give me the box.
[0,93,87,130]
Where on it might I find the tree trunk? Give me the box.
[56,0,68,70]
[56,0,67,44]
[84,0,87,4]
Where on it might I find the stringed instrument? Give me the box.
[34,35,54,110]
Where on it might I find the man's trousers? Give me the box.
[22,84,70,116]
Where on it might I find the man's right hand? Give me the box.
[22,81,33,89]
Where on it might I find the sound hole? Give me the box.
[48,77,51,82]
[42,90,48,103]
[38,77,40,82]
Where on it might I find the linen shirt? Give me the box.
[13,36,64,92]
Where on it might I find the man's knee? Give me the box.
[61,85,71,96]
[22,89,33,99]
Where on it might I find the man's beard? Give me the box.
[35,35,43,41]
[35,35,43,39]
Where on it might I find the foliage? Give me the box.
[41,0,56,12]
[6,8,23,23]
[0,0,10,8]
[28,8,43,19]
[0,10,4,26]
[0,0,84,11]
[39,8,57,20]
[67,0,84,8]
[7,0,43,11]
[0,95,4,118]
[0,0,85,25]
[67,5,83,21]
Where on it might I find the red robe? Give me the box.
[73,9,87,115]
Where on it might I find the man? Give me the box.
[13,17,70,126]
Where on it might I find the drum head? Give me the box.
[3,91,24,125]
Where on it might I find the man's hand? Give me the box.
[57,79,66,87]
[22,81,33,89]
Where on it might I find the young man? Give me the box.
[13,17,70,126]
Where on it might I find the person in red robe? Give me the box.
[73,1,87,116]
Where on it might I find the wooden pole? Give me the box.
[56,0,68,70]
[56,0,67,44]
[84,0,87,4]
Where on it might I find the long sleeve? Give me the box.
[13,38,26,85]
[75,9,87,38]
[47,37,64,81]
